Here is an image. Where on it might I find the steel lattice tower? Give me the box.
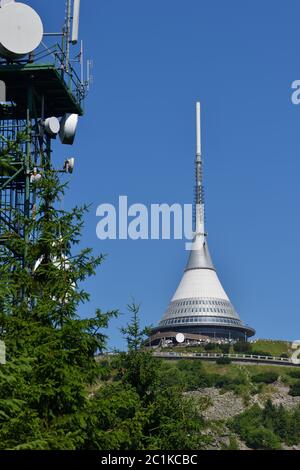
[0,0,87,265]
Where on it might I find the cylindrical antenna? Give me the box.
[195,101,204,235]
[71,0,80,45]
[87,59,90,91]
[87,59,93,91]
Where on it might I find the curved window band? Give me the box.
[160,316,243,327]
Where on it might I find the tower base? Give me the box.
[147,323,255,347]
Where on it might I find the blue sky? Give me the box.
[30,0,300,348]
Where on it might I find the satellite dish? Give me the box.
[0,2,44,59]
[44,117,60,137]
[30,167,42,183]
[64,157,75,174]
[59,114,79,145]
[176,333,185,344]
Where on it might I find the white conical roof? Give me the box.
[172,235,229,302]
[172,268,229,302]
[159,235,242,328]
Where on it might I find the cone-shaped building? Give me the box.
[150,103,255,344]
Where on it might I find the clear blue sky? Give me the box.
[30,0,300,348]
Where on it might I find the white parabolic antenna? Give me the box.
[59,114,79,145]
[44,117,60,137]
[0,2,43,59]
[175,333,185,344]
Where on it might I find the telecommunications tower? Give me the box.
[0,0,90,264]
[149,103,255,345]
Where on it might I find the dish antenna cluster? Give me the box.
[0,0,90,264]
[41,113,79,146]
[0,1,88,173]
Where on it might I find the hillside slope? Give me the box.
[159,360,300,450]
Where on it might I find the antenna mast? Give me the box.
[64,0,72,72]
[195,102,205,236]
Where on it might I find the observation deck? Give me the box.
[0,63,84,119]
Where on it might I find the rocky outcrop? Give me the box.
[186,388,245,421]
[187,380,300,421]
[185,380,300,450]
[252,380,300,410]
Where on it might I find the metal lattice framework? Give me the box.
[0,118,27,245]
[0,0,93,269]
[0,0,90,266]
[0,62,85,263]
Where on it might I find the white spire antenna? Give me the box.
[195,102,205,236]
[196,102,201,159]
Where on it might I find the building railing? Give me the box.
[35,42,87,106]
[0,41,87,108]
[153,351,299,365]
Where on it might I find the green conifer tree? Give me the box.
[0,158,117,449]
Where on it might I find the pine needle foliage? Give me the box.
[0,167,117,449]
